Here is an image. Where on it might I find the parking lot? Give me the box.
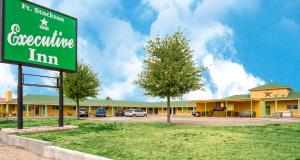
[89,115,300,126]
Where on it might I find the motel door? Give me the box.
[266,106,271,116]
[35,106,40,116]
[154,108,158,114]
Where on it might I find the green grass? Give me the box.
[1,119,300,160]
[0,118,81,130]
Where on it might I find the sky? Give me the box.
[0,0,300,101]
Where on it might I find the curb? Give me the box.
[0,126,111,160]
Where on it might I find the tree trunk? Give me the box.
[167,96,171,123]
[76,99,80,120]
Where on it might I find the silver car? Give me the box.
[78,108,89,117]
[125,109,147,117]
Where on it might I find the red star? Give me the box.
[264,90,272,97]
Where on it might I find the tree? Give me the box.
[64,63,100,119]
[105,96,112,101]
[135,31,206,123]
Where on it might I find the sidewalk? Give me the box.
[0,140,51,160]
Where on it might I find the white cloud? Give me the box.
[279,17,300,31]
[146,0,264,100]
[29,0,265,101]
[0,64,16,98]
[53,0,146,100]
[77,34,144,99]
[183,82,213,100]
[203,55,264,99]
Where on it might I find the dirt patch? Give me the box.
[0,140,51,160]
[89,116,300,126]
[1,125,78,135]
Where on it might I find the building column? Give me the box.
[41,106,44,116]
[26,104,29,117]
[6,104,9,116]
[76,106,78,117]
[204,101,207,117]
[162,107,164,115]
[225,101,228,118]
[88,106,91,117]
[275,100,278,112]
[260,101,265,118]
[171,107,174,115]
[298,99,300,117]
[0,104,3,115]
[182,107,184,115]
[146,108,148,114]
[152,108,155,115]
[250,100,253,118]
[45,105,48,116]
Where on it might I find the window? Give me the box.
[188,107,194,111]
[287,105,298,110]
[69,106,76,110]
[52,106,59,110]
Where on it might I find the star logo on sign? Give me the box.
[41,18,48,26]
[264,90,272,97]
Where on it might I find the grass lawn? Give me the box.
[0,118,76,130]
[1,119,300,160]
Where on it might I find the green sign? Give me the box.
[0,0,77,72]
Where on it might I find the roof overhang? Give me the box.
[249,87,292,91]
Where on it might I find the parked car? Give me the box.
[78,108,88,117]
[282,111,292,118]
[125,109,147,117]
[271,112,282,118]
[192,111,200,117]
[96,108,107,117]
[239,110,256,117]
[115,109,125,117]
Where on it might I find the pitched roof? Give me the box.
[249,83,292,91]
[286,92,300,99]
[1,94,195,108]
[223,94,250,100]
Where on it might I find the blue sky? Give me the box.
[1,0,300,101]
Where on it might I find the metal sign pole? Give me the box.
[59,71,64,127]
[17,64,23,129]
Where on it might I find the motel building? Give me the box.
[191,83,300,118]
[0,83,299,118]
[0,91,196,117]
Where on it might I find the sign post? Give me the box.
[17,65,23,129]
[59,71,64,127]
[0,0,77,129]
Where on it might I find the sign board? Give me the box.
[0,0,77,72]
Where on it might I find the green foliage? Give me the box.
[135,31,206,98]
[64,62,101,101]
[19,121,300,160]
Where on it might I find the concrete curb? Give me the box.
[45,146,111,160]
[0,126,111,160]
[7,135,52,155]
